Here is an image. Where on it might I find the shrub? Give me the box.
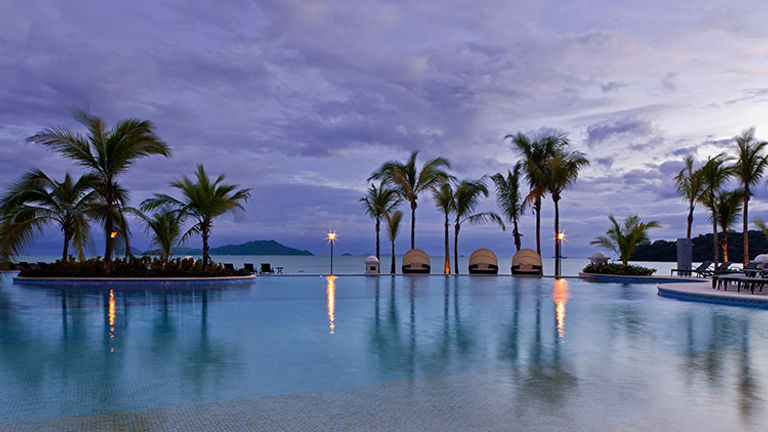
[582,262,656,276]
[18,256,248,278]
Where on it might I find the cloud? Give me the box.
[3,0,768,258]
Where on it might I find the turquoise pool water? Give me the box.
[1,273,767,430]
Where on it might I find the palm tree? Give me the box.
[380,209,403,274]
[590,215,660,266]
[545,143,589,267]
[134,208,186,262]
[369,151,451,249]
[0,169,97,261]
[26,111,170,263]
[508,133,562,256]
[491,164,525,252]
[432,181,455,274]
[704,189,744,262]
[360,182,401,261]
[733,127,768,264]
[698,154,734,264]
[142,165,251,268]
[453,178,503,274]
[674,156,705,239]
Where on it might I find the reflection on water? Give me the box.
[326,275,336,334]
[552,279,569,340]
[0,274,767,428]
[108,289,116,352]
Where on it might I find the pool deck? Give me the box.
[578,272,701,284]
[657,281,768,308]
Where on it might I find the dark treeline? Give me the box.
[631,230,768,262]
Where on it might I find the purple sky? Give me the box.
[3,0,768,258]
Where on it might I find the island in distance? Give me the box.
[142,240,314,256]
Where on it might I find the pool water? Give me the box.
[1,273,767,431]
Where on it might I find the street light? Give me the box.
[327,231,337,274]
[555,232,565,277]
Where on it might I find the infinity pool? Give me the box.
[1,273,767,431]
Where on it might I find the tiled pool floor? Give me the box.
[2,365,763,432]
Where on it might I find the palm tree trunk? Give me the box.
[686,202,694,239]
[123,224,132,258]
[743,191,750,265]
[513,218,521,251]
[712,219,719,264]
[390,241,396,274]
[535,198,541,256]
[375,218,380,261]
[410,202,416,250]
[722,229,729,262]
[454,222,460,275]
[444,216,450,274]
[62,230,72,261]
[202,223,210,269]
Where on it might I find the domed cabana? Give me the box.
[364,256,380,274]
[589,252,609,266]
[468,248,499,274]
[402,249,430,274]
[511,248,543,276]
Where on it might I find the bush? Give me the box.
[18,256,249,278]
[582,262,656,276]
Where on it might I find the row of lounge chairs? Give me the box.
[713,261,768,294]
[223,263,277,275]
[670,261,742,277]
[400,248,543,275]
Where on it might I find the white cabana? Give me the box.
[364,256,380,274]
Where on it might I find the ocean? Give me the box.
[16,254,681,277]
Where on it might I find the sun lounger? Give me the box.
[243,263,255,274]
[223,263,235,272]
[260,263,275,275]
[671,261,713,277]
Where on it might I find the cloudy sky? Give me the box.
[2,0,768,258]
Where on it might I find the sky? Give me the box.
[2,0,768,258]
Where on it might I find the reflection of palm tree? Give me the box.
[518,281,577,407]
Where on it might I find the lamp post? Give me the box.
[327,231,336,274]
[555,232,565,277]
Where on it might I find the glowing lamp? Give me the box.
[110,231,118,239]
[557,232,565,241]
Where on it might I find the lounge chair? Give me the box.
[511,249,543,276]
[714,267,768,293]
[223,263,235,272]
[468,248,499,274]
[671,261,712,277]
[243,263,255,274]
[260,263,275,275]
[402,249,430,274]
